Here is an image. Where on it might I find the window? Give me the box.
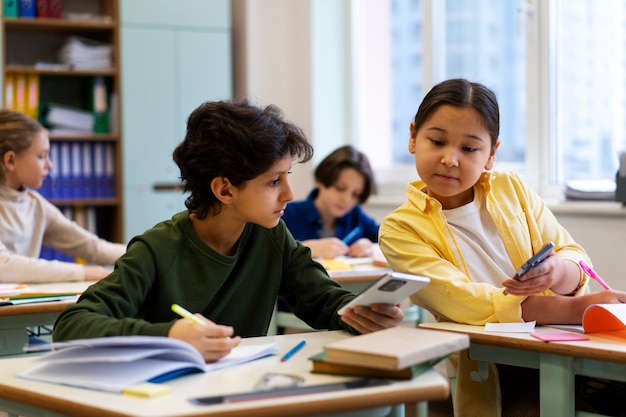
[353,0,626,200]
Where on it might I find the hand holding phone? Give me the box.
[513,241,555,280]
[337,272,429,315]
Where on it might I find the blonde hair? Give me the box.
[0,109,45,182]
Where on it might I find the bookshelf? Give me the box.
[1,0,123,244]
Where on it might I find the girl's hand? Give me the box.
[84,265,113,281]
[168,315,241,362]
[303,238,348,259]
[347,238,375,258]
[502,251,564,296]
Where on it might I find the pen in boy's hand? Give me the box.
[171,303,206,325]
[342,227,362,245]
[579,261,612,291]
[280,340,306,362]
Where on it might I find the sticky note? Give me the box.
[320,259,353,271]
[530,332,589,342]
[122,382,172,398]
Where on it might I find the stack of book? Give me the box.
[309,326,469,380]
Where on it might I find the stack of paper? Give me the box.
[58,36,113,70]
[309,327,469,379]
[39,102,95,132]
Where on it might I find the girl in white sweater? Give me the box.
[0,109,125,283]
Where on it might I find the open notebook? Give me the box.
[550,304,626,335]
[19,336,277,392]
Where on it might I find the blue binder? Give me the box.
[18,0,35,17]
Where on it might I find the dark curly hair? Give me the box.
[314,145,376,204]
[173,99,314,219]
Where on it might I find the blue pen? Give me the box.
[342,227,362,245]
[280,340,306,362]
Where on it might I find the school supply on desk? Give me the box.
[281,340,305,362]
[309,351,445,380]
[529,332,589,342]
[18,336,278,393]
[550,304,626,335]
[319,258,353,271]
[320,327,469,370]
[582,304,626,334]
[0,284,82,305]
[189,378,391,405]
[337,272,429,315]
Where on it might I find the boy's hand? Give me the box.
[168,315,241,362]
[340,303,404,333]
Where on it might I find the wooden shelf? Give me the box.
[1,0,124,243]
[3,17,116,31]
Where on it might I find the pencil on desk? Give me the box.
[281,340,306,362]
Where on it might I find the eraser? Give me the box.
[122,382,172,398]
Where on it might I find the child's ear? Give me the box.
[2,151,16,171]
[211,177,234,203]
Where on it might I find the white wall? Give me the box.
[232,0,351,200]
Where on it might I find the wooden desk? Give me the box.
[0,331,450,417]
[0,282,91,356]
[420,322,626,417]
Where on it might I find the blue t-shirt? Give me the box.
[281,189,379,244]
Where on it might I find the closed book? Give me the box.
[309,351,444,380]
[323,326,469,370]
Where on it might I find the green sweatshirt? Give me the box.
[53,211,355,341]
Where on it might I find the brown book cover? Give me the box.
[323,326,469,370]
[309,351,444,380]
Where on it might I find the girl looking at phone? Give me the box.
[379,78,626,416]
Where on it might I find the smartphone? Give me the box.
[337,272,430,315]
[513,241,555,280]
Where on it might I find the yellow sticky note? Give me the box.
[321,259,353,271]
[122,382,172,398]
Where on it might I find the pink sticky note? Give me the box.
[530,332,589,342]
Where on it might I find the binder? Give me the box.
[48,141,61,199]
[4,73,15,109]
[14,73,27,114]
[70,141,83,198]
[3,0,18,18]
[35,0,49,17]
[26,73,39,119]
[58,141,72,199]
[81,142,94,198]
[92,142,106,197]
[48,0,61,18]
[103,142,115,196]
[18,0,35,17]
[92,76,109,133]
